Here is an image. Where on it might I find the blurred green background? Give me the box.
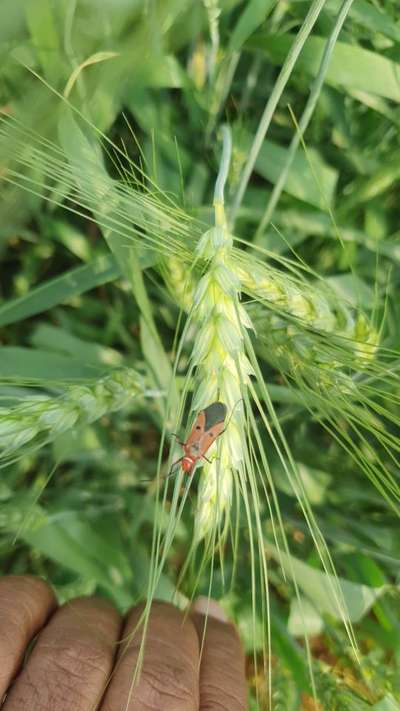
[1,1,400,708]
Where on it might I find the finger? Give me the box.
[102,601,199,711]
[0,575,56,700]
[3,596,122,711]
[191,598,247,711]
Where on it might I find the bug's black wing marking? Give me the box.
[203,401,227,431]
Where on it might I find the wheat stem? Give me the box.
[203,0,221,80]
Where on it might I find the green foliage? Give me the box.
[1,0,400,706]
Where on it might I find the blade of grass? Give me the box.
[249,33,400,104]
[230,0,328,226]
[257,0,354,233]
[0,255,120,328]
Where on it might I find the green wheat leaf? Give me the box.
[249,33,400,103]
[0,255,120,328]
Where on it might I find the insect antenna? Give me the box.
[220,397,244,434]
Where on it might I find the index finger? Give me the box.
[0,575,56,699]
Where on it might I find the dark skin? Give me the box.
[0,576,248,710]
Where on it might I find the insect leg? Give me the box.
[139,457,183,484]
[169,456,183,470]
[170,433,185,446]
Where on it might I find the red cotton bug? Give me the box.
[173,401,227,475]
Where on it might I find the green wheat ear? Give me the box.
[0,368,146,464]
[187,126,252,541]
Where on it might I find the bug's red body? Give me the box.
[179,402,227,474]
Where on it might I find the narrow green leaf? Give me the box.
[270,610,310,692]
[288,596,324,636]
[31,325,124,367]
[49,220,93,261]
[0,255,120,328]
[273,461,331,505]
[268,544,387,624]
[0,347,105,379]
[24,512,133,607]
[229,0,274,52]
[326,0,400,43]
[326,273,375,309]
[58,111,177,410]
[250,34,400,103]
[340,150,400,207]
[24,0,63,84]
[63,51,119,99]
[238,132,338,208]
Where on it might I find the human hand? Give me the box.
[0,576,247,710]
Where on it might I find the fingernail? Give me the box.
[192,596,229,622]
